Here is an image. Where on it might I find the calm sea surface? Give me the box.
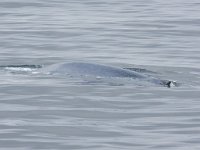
[0,0,200,149]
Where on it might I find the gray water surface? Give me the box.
[0,0,200,149]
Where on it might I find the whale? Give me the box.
[0,62,177,87]
[41,62,177,87]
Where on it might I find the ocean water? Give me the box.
[0,0,200,149]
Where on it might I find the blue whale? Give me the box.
[41,62,176,87]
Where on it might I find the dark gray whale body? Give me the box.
[42,62,176,87]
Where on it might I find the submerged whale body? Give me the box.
[42,62,176,87]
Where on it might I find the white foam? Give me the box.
[4,67,34,72]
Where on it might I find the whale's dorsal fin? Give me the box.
[165,81,177,88]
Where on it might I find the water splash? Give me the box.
[0,65,42,73]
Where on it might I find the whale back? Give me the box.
[42,62,146,78]
[41,62,176,87]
